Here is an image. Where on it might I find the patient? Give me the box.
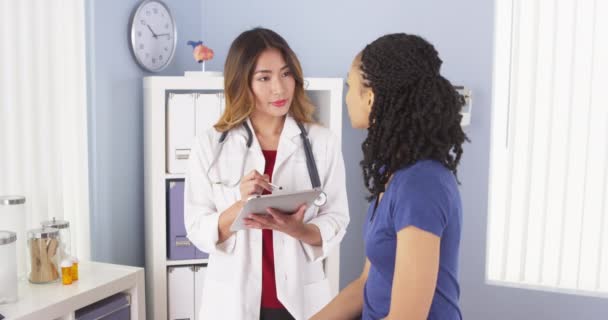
[311,33,468,320]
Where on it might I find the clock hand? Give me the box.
[146,24,158,38]
[156,33,170,38]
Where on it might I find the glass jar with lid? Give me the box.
[0,195,26,279]
[27,227,60,283]
[0,230,18,303]
[41,217,70,264]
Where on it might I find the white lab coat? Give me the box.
[184,115,350,320]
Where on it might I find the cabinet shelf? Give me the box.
[166,259,208,267]
[165,173,185,180]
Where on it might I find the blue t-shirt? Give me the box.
[363,160,463,320]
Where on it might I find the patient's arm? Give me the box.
[384,226,440,320]
[309,258,371,320]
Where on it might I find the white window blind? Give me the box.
[0,0,91,269]
[487,0,608,297]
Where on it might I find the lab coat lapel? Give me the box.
[274,116,301,175]
[244,118,265,173]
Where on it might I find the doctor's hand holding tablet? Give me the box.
[236,169,325,245]
[234,169,306,229]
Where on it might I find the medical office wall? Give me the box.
[84,0,608,319]
[85,0,203,266]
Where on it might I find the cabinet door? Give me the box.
[167,180,198,260]
[167,93,195,174]
[194,266,207,320]
[195,93,224,137]
[167,266,195,320]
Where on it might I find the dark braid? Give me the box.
[359,34,469,201]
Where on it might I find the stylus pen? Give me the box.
[269,182,283,191]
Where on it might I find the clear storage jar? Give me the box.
[0,195,26,279]
[40,218,70,264]
[27,227,60,283]
[0,230,18,303]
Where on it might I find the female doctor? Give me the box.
[184,28,349,320]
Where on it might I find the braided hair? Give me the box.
[359,33,469,201]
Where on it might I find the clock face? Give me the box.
[130,0,176,72]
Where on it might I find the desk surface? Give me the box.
[0,261,144,320]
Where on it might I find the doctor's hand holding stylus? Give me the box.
[217,169,270,244]
[239,170,273,199]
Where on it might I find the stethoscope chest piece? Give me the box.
[314,191,327,207]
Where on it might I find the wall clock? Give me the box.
[129,0,177,72]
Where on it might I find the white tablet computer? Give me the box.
[230,189,322,232]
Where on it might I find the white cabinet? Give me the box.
[167,266,195,320]
[144,73,343,319]
[195,93,224,137]
[166,92,226,174]
[166,265,206,320]
[166,93,195,174]
[193,266,206,320]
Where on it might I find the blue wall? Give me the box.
[87,0,608,318]
[86,0,202,266]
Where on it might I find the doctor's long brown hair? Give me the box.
[214,28,315,132]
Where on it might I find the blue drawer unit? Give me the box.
[75,292,130,320]
[167,180,209,260]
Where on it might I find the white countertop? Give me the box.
[0,261,145,320]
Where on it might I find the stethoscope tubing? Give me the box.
[206,121,327,207]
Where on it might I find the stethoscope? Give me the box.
[206,120,328,207]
